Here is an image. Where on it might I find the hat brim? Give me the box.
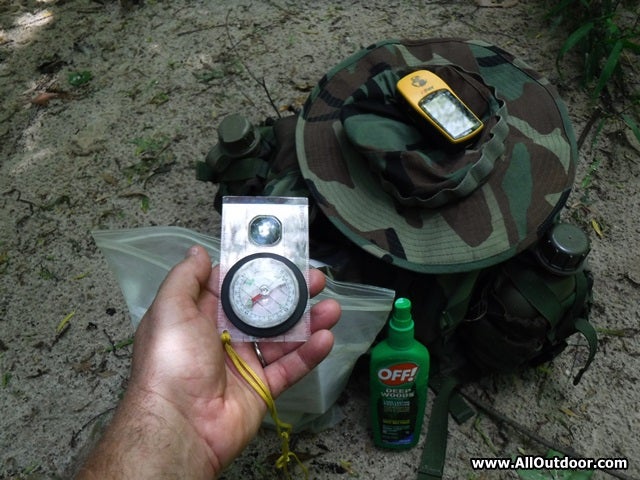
[296,38,577,273]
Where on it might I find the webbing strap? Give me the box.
[439,271,480,335]
[428,377,475,424]
[561,271,596,383]
[506,265,563,328]
[563,269,589,339]
[417,377,459,480]
[572,317,598,385]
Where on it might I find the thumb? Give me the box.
[155,245,213,306]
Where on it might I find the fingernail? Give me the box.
[186,245,200,258]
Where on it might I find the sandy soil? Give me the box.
[1,1,639,479]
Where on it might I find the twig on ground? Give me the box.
[224,8,282,118]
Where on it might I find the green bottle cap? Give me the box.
[535,223,590,275]
[392,298,412,328]
[218,113,260,159]
[388,297,415,348]
[394,297,411,319]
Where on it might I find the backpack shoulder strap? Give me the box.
[417,376,465,480]
[439,270,481,337]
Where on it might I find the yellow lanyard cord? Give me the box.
[221,331,309,479]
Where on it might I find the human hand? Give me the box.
[77,245,340,479]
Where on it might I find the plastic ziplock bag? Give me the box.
[93,226,394,431]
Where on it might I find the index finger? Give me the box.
[308,268,326,298]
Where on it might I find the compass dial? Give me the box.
[221,252,307,337]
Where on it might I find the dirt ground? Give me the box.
[1,1,639,479]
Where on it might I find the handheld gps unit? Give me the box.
[397,70,484,145]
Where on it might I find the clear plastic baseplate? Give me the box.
[217,196,311,343]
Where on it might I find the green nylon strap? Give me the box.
[562,268,589,340]
[572,317,598,385]
[449,392,475,424]
[506,265,563,329]
[417,376,460,480]
[428,377,476,424]
[439,270,480,336]
[571,268,598,384]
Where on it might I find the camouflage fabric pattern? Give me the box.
[296,38,577,273]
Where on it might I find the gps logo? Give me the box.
[378,363,419,386]
[410,75,427,87]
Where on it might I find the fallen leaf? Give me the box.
[293,81,314,92]
[56,311,75,335]
[101,173,118,186]
[30,91,69,106]
[590,219,604,238]
[118,191,148,200]
[339,460,359,477]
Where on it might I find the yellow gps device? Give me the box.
[397,70,483,145]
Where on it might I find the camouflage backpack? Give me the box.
[197,38,597,480]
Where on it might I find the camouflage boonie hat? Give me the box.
[296,38,577,273]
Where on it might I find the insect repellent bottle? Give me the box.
[370,298,430,449]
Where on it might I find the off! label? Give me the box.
[377,362,419,386]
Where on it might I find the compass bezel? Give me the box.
[220,252,308,338]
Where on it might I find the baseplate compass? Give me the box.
[218,196,310,341]
[221,252,308,338]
